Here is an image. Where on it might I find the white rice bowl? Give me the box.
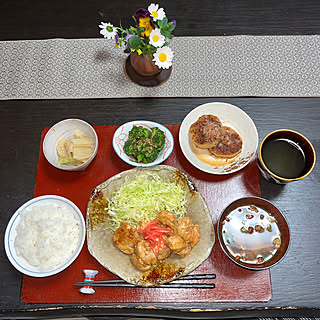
[4,195,85,277]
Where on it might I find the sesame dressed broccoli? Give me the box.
[123,126,166,164]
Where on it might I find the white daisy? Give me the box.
[153,46,174,69]
[148,3,166,21]
[149,28,165,47]
[99,22,117,39]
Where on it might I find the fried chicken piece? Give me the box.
[113,222,139,254]
[157,246,172,260]
[135,240,157,265]
[156,210,179,233]
[136,218,150,240]
[131,252,151,271]
[174,243,192,258]
[190,222,200,248]
[167,234,193,258]
[137,218,150,230]
[166,234,187,252]
[178,217,200,248]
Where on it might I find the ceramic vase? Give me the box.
[124,52,172,87]
[129,52,161,76]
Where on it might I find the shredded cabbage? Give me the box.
[107,173,187,230]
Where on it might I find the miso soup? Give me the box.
[222,205,281,264]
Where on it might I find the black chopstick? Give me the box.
[74,273,216,289]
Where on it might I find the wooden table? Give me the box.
[0,0,319,318]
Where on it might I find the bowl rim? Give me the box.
[4,195,86,277]
[217,196,290,270]
[43,118,98,171]
[258,128,316,182]
[112,120,174,168]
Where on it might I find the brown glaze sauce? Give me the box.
[139,260,185,286]
[88,188,109,229]
[190,139,239,166]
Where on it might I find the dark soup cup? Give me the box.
[258,129,316,184]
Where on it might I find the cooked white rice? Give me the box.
[14,201,81,272]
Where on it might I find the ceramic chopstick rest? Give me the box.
[79,269,98,294]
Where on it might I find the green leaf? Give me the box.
[162,31,173,39]
[137,27,145,36]
[157,17,168,28]
[162,25,169,32]
[128,36,142,50]
[168,23,175,32]
[129,26,138,34]
[124,48,131,53]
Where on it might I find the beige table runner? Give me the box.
[0,36,319,99]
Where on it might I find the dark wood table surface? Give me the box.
[0,0,319,318]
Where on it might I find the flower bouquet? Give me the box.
[99,3,176,85]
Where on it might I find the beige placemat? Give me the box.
[0,36,319,99]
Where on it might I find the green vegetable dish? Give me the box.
[124,126,166,164]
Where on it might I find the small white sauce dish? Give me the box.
[4,195,86,277]
[112,120,174,167]
[43,118,98,171]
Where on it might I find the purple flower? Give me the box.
[134,8,155,29]
[135,8,149,21]
[115,33,120,47]
[171,20,176,28]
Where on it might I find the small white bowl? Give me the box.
[4,195,85,277]
[113,120,174,167]
[43,119,98,171]
[179,102,258,175]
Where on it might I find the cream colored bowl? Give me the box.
[43,118,98,171]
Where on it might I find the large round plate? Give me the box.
[179,102,258,174]
[86,165,215,287]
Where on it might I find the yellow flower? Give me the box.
[137,49,142,55]
[139,17,153,37]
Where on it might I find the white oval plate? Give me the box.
[179,102,258,175]
[113,120,174,167]
[4,195,86,277]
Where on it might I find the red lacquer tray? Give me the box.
[21,124,271,303]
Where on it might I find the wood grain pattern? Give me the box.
[0,0,320,40]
